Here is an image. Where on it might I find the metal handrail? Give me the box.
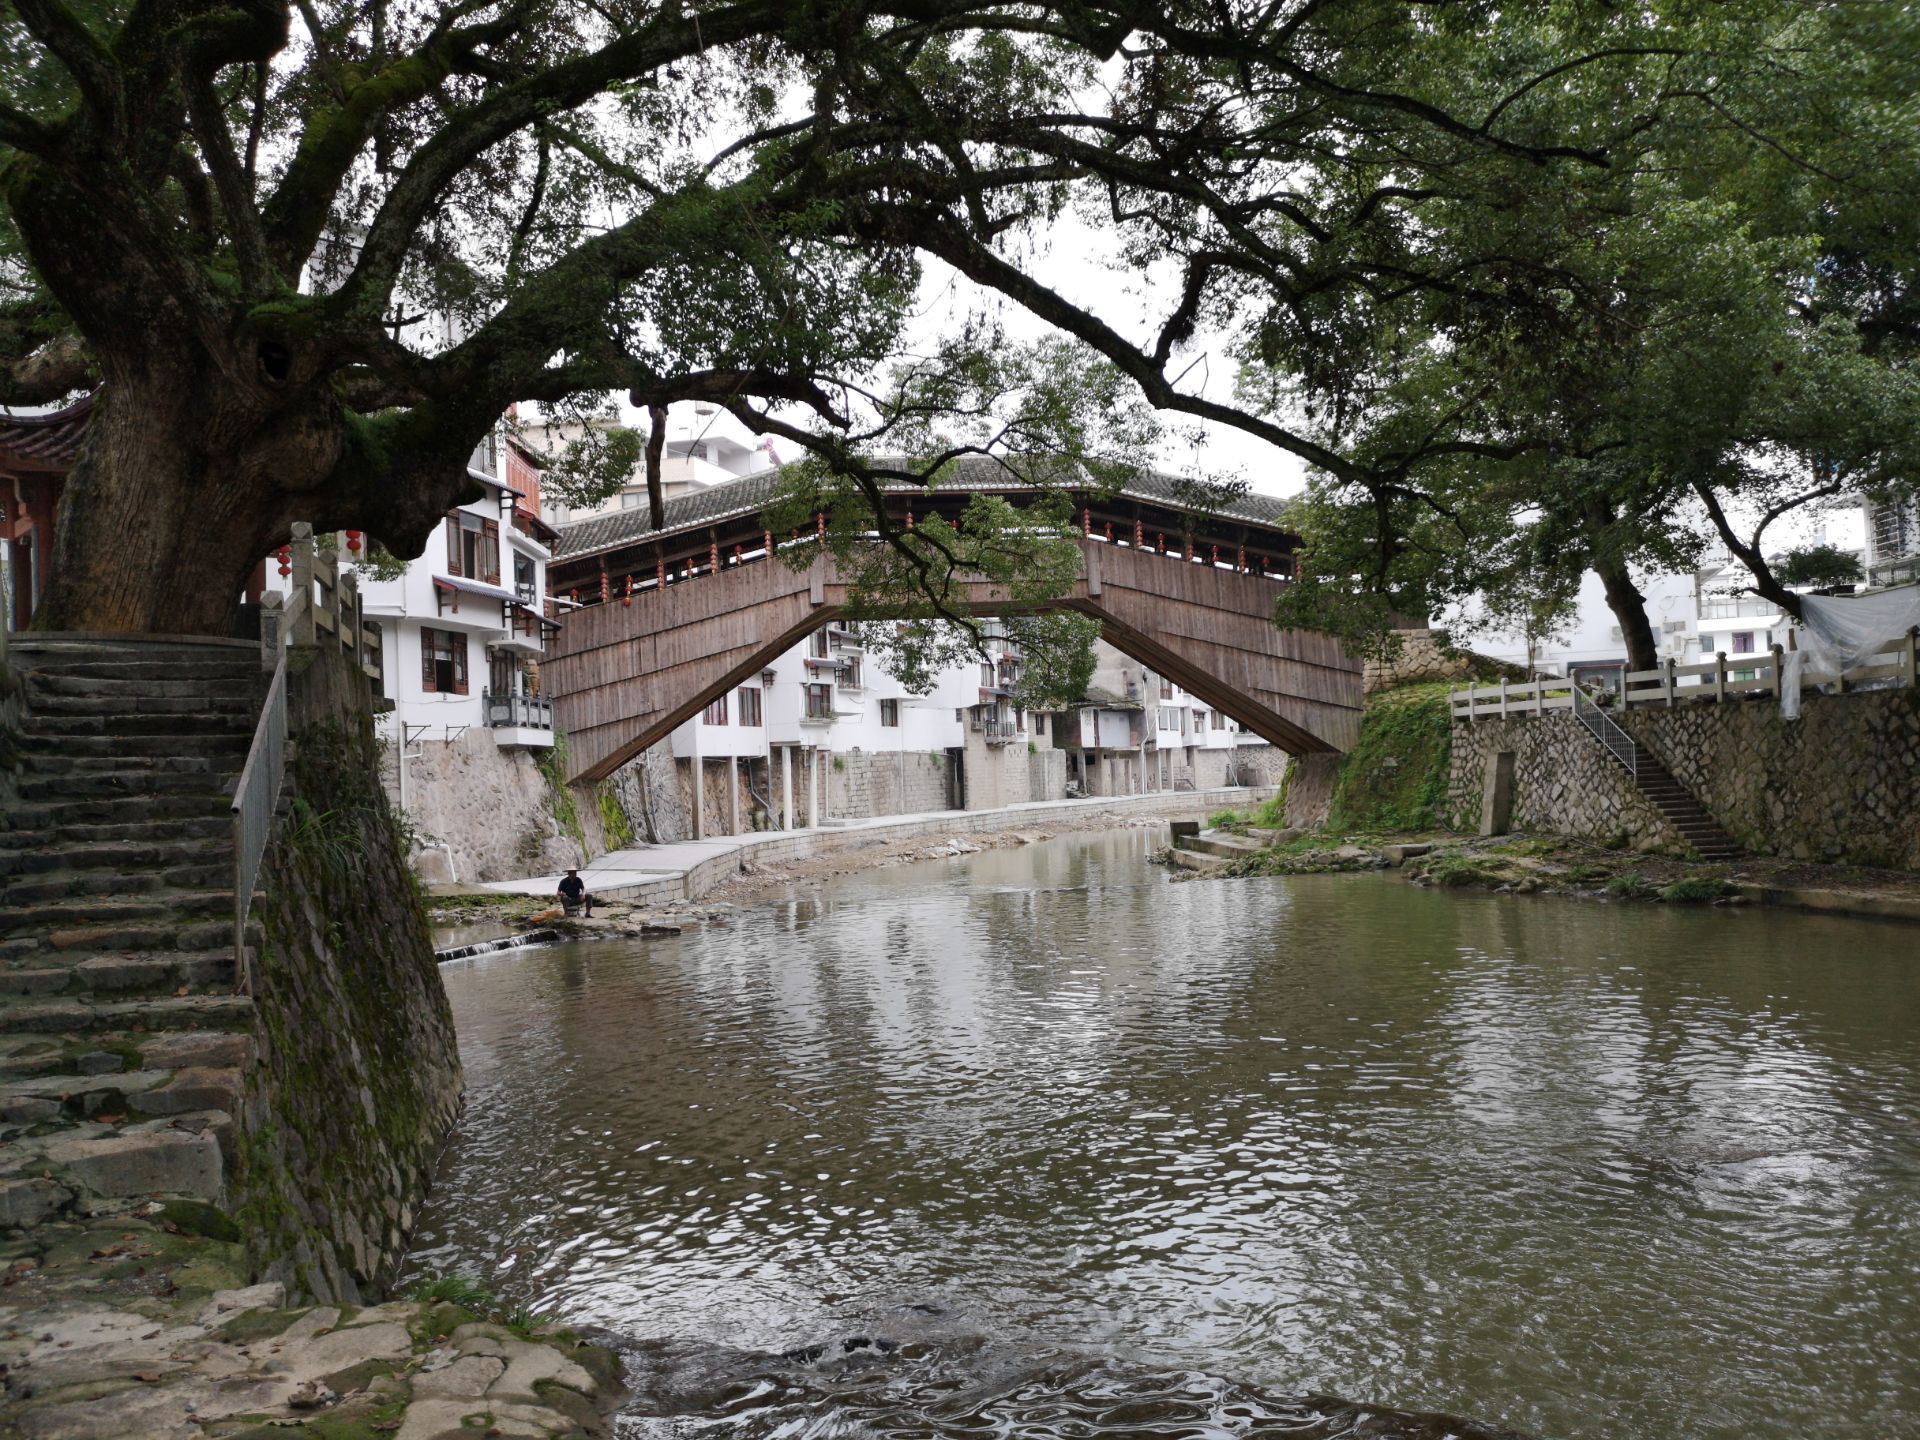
[1572,684,1636,779]
[230,650,288,989]
[483,688,553,728]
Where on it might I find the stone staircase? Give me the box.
[0,635,263,1231]
[1630,752,1741,861]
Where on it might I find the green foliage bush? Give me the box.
[1606,872,1656,899]
[1660,877,1731,903]
[1324,683,1454,832]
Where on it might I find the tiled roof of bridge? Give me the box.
[0,395,93,471]
[553,455,1290,561]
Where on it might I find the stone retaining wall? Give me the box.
[396,729,583,884]
[1446,688,1920,867]
[235,649,464,1303]
[1362,628,1526,695]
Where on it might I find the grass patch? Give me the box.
[1659,877,1732,904]
[1562,863,1615,884]
[1419,854,1515,889]
[1325,683,1454,833]
[407,1274,552,1338]
[1605,872,1656,900]
[1208,808,1250,830]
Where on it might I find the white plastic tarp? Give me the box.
[1781,590,1920,719]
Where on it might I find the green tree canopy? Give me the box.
[2,0,1894,637]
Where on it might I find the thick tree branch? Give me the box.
[0,333,92,405]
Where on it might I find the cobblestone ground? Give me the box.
[0,1213,621,1440]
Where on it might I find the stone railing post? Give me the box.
[1714,651,1727,704]
[1769,642,1785,699]
[1498,677,1508,718]
[1663,656,1676,707]
[258,592,283,669]
[289,522,317,647]
[1906,627,1919,691]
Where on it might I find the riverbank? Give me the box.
[425,786,1278,929]
[0,1210,624,1439]
[1187,826,1920,923]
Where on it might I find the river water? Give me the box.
[404,830,1920,1439]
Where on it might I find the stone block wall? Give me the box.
[1363,628,1527,695]
[1446,688,1920,868]
[237,649,463,1303]
[394,728,582,883]
[610,740,687,844]
[1446,712,1680,851]
[1028,747,1066,802]
[1284,753,1342,829]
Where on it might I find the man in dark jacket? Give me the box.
[557,868,593,918]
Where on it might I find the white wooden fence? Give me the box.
[1451,627,1920,722]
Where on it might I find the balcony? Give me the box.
[484,689,555,747]
[981,718,1022,744]
[1699,597,1780,621]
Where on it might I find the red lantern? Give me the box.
[905,506,914,531]
[709,541,720,573]
[657,559,666,588]
[733,544,743,564]
[275,545,291,578]
[1237,544,1246,572]
[1210,545,1219,566]
[816,511,826,541]
[1104,521,1114,543]
[623,576,633,608]
[345,529,363,554]
[1082,507,1092,536]
[1156,533,1166,554]
[1134,518,1144,547]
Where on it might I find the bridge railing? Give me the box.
[555,506,1300,611]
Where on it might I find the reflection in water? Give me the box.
[406,831,1920,1440]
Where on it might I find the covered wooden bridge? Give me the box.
[542,461,1362,784]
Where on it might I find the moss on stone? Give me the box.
[160,1199,242,1243]
[218,1305,312,1343]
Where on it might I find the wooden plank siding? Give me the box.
[546,540,1362,782]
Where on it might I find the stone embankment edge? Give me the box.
[1728,882,1920,925]
[587,786,1282,907]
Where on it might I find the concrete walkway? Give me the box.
[480,785,1279,907]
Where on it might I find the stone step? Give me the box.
[0,991,255,1036]
[1182,832,1265,859]
[16,752,237,781]
[11,653,259,677]
[0,1028,249,1082]
[0,815,231,849]
[0,950,236,997]
[15,731,250,760]
[28,1114,230,1205]
[15,770,238,801]
[10,635,255,660]
[5,791,236,831]
[20,710,256,739]
[1166,846,1228,872]
[0,836,231,879]
[23,671,258,700]
[0,860,232,904]
[0,888,233,939]
[23,691,256,719]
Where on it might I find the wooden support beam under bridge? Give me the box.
[542,536,1361,785]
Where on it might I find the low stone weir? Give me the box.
[435,928,563,963]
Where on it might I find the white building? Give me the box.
[1864,496,1920,589]
[661,627,1278,837]
[528,403,779,528]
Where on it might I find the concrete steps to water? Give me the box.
[1632,759,1741,861]
[1180,831,1266,861]
[2,635,264,1230]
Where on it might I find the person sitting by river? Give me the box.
[557,868,594,919]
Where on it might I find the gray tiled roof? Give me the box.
[553,455,1289,561]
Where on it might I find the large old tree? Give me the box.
[0,0,1847,634]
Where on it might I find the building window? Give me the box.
[806,683,833,719]
[809,630,830,659]
[842,655,862,689]
[981,661,995,689]
[420,627,468,695]
[736,686,763,727]
[1033,713,1046,737]
[703,696,729,726]
[1211,710,1225,729]
[1732,631,1756,655]
[1159,677,1173,700]
[1158,706,1177,731]
[445,513,500,584]
[488,648,515,697]
[879,698,900,727]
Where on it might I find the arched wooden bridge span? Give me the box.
[542,465,1361,784]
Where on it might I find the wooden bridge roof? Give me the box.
[553,454,1292,565]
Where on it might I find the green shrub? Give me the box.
[1324,683,1453,832]
[1659,877,1730,904]
[1562,864,1614,884]
[1606,872,1655,899]
[1209,808,1249,830]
